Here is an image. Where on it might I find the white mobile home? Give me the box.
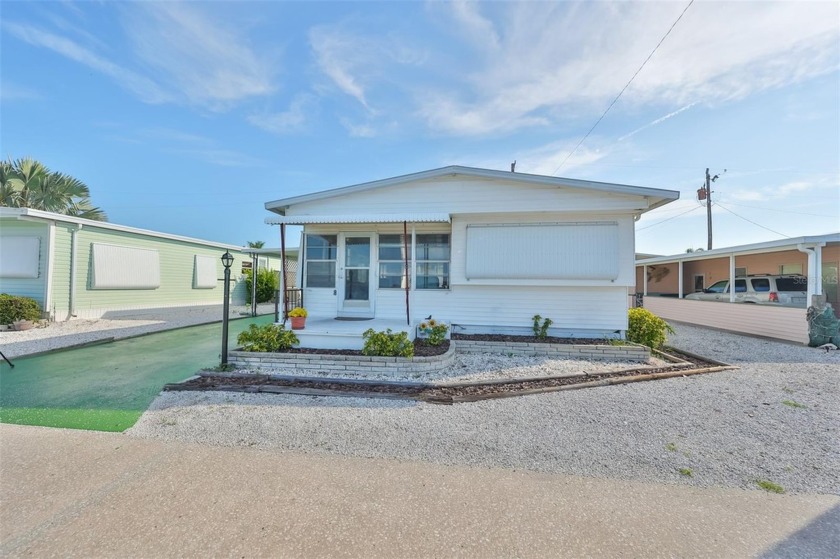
[265,166,678,347]
[0,208,292,320]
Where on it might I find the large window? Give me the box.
[305,234,337,288]
[378,234,410,289]
[416,234,449,289]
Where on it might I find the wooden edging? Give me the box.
[662,346,733,367]
[443,365,737,404]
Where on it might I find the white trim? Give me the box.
[0,207,247,251]
[266,213,451,225]
[635,233,839,266]
[45,222,56,318]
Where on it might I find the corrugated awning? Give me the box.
[265,213,451,225]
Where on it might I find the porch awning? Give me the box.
[265,213,451,225]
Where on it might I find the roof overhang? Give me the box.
[635,233,840,266]
[265,213,451,225]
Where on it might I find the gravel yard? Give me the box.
[128,323,840,494]
[0,304,275,358]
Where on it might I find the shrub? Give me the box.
[532,314,553,339]
[0,294,42,323]
[626,307,674,349]
[243,268,279,304]
[236,323,298,352]
[362,328,414,358]
[418,317,448,346]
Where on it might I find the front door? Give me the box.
[337,233,374,317]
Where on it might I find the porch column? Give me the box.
[729,254,736,302]
[403,221,410,326]
[643,265,648,296]
[815,245,823,296]
[678,261,684,299]
[280,224,287,324]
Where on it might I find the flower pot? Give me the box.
[13,320,33,331]
[0,324,10,331]
[290,316,306,330]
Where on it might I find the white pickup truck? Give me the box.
[684,274,808,308]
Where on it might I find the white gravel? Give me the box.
[0,304,276,358]
[128,322,840,494]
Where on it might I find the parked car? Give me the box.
[684,274,808,307]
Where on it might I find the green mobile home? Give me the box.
[0,208,291,320]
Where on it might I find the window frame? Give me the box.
[414,233,450,290]
[377,234,411,289]
[304,234,337,289]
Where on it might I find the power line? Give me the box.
[714,202,791,238]
[553,0,695,175]
[714,200,837,218]
[636,204,703,231]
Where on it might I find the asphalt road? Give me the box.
[2,424,837,558]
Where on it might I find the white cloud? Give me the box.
[248,95,316,135]
[460,140,609,176]
[618,103,697,142]
[3,22,172,104]
[416,1,840,135]
[0,82,43,101]
[122,3,276,110]
[309,26,373,110]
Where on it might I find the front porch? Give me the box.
[286,316,415,350]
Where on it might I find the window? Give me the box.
[735,267,747,277]
[706,280,728,294]
[775,277,807,291]
[378,234,410,289]
[751,278,771,292]
[780,264,803,275]
[729,279,747,293]
[416,234,449,289]
[305,234,336,288]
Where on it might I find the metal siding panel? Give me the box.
[644,297,808,344]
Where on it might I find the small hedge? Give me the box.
[244,268,279,304]
[0,294,42,324]
[237,323,298,352]
[627,307,674,349]
[362,328,414,358]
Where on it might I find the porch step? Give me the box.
[289,317,415,350]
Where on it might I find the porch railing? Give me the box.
[276,288,303,322]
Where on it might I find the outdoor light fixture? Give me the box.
[220,251,234,365]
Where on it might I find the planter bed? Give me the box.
[452,335,650,362]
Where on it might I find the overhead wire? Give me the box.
[712,199,837,218]
[636,204,703,231]
[553,0,696,175]
[713,202,792,238]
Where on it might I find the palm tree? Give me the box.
[247,240,265,248]
[0,157,107,221]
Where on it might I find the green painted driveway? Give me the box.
[0,315,274,432]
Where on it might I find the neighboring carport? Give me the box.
[634,234,839,344]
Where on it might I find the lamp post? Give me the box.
[220,250,234,366]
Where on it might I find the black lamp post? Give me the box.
[220,250,234,365]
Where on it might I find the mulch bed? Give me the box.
[452,334,611,345]
[167,347,735,404]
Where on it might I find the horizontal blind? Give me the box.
[466,222,619,280]
[91,243,160,289]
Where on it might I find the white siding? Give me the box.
[465,222,619,280]
[288,176,647,216]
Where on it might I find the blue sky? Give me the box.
[1,1,838,255]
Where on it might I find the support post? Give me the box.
[251,253,257,317]
[678,261,684,299]
[280,224,288,325]
[643,264,648,296]
[403,221,410,326]
[729,254,736,302]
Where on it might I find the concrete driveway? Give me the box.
[2,424,837,558]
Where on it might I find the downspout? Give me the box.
[69,224,83,318]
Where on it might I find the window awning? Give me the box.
[265,213,451,225]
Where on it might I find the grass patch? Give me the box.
[756,480,785,494]
[782,400,806,409]
[665,442,678,452]
[0,407,141,432]
[678,468,693,477]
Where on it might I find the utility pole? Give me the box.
[705,168,712,250]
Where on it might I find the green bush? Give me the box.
[243,268,279,304]
[236,323,298,352]
[418,317,448,346]
[0,294,42,323]
[362,328,414,358]
[627,307,674,349]
[532,314,553,339]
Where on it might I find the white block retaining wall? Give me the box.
[229,341,649,377]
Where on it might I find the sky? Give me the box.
[1,0,838,255]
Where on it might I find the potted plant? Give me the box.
[288,307,308,330]
[12,319,34,331]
